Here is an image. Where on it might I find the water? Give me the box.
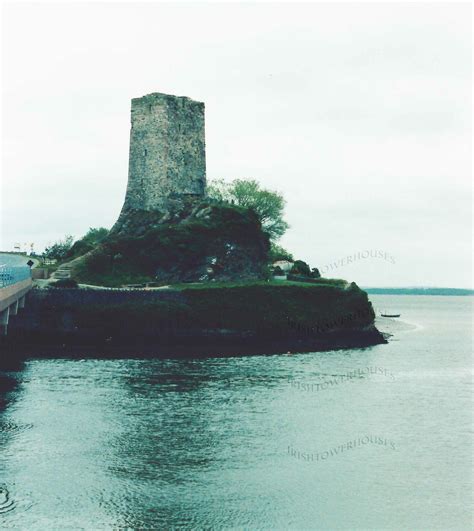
[0,295,472,529]
[0,253,33,267]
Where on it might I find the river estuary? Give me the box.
[0,295,472,529]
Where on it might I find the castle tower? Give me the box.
[114,92,206,230]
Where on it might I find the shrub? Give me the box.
[67,240,94,258]
[207,178,289,241]
[273,265,284,276]
[65,227,110,260]
[269,243,293,262]
[50,278,79,289]
[43,236,74,262]
[85,249,112,274]
[74,203,270,287]
[290,260,311,277]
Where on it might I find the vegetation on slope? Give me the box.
[64,281,375,338]
[207,178,289,241]
[72,203,270,287]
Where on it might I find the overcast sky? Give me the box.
[1,2,471,287]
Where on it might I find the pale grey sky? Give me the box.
[1,2,472,287]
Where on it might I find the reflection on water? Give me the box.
[0,295,472,529]
[0,485,15,515]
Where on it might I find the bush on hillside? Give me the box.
[50,278,79,289]
[269,243,293,262]
[272,266,284,276]
[74,203,270,287]
[290,260,311,277]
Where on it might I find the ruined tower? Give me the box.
[113,92,206,233]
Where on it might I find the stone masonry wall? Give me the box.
[119,92,206,216]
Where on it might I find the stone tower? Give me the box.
[113,92,206,232]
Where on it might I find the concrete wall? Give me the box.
[32,268,49,280]
[0,278,31,334]
[0,279,32,312]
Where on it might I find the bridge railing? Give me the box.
[0,265,32,289]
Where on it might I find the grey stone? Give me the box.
[112,92,206,234]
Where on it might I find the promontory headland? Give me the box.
[3,92,385,357]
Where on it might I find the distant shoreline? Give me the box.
[363,288,473,296]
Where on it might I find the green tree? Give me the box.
[65,227,110,259]
[206,178,232,203]
[207,179,289,240]
[81,227,109,245]
[269,243,293,262]
[43,235,74,261]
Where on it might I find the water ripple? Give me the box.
[0,421,33,435]
[0,486,16,514]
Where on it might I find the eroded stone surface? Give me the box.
[113,92,206,233]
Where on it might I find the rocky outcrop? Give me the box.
[71,202,270,286]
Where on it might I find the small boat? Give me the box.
[381,312,401,318]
